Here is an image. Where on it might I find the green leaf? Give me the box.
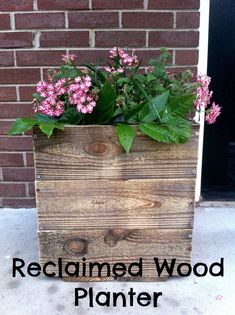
[139,92,169,123]
[151,91,169,113]
[164,117,192,143]
[58,107,83,125]
[35,113,55,123]
[8,118,37,135]
[139,122,176,143]
[32,93,43,100]
[140,117,192,144]
[166,94,195,118]
[86,80,116,124]
[124,102,143,121]
[39,122,64,138]
[116,124,136,153]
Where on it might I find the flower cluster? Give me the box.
[110,47,139,67]
[194,75,213,110]
[61,53,77,63]
[194,74,221,124]
[68,76,97,114]
[205,102,221,124]
[105,47,139,74]
[33,51,99,117]
[34,79,67,116]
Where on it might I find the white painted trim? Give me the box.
[195,0,210,201]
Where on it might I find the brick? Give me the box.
[0,87,17,101]
[0,32,33,48]
[95,31,146,47]
[19,86,35,102]
[167,66,197,76]
[69,12,119,28]
[16,51,66,66]
[70,49,109,65]
[92,0,143,9]
[40,31,89,48]
[149,31,199,47]
[0,183,25,197]
[2,198,36,208]
[0,153,24,167]
[0,69,40,84]
[0,0,33,11]
[122,12,174,28]
[176,12,200,29]
[148,0,200,9]
[136,49,173,65]
[0,14,10,29]
[15,13,65,29]
[38,0,89,10]
[175,50,198,65]
[0,51,14,66]
[0,136,33,151]
[26,153,34,166]
[0,103,33,118]
[0,121,15,135]
[28,183,35,196]
[2,167,35,181]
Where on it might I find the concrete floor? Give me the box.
[0,206,234,315]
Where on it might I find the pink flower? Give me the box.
[194,74,213,110]
[205,103,221,124]
[61,53,77,63]
[104,66,124,75]
[67,75,97,114]
[109,47,139,67]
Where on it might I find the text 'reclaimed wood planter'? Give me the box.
[33,125,199,281]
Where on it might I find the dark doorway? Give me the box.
[202,0,235,200]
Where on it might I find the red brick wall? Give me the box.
[0,0,200,208]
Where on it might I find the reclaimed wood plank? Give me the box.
[33,125,199,181]
[39,228,192,279]
[36,179,195,230]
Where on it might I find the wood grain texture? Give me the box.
[33,125,199,281]
[33,125,199,181]
[36,179,195,230]
[39,228,192,278]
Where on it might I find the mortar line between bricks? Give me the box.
[0,10,199,13]
[0,28,199,33]
[0,84,35,87]
[16,86,20,101]
[89,0,92,10]
[0,47,199,52]
[0,119,17,121]
[25,183,29,197]
[33,0,38,10]
[119,11,123,28]
[22,152,27,167]
[173,12,177,28]
[0,181,34,184]
[13,50,17,66]
[143,0,148,10]
[0,169,3,181]
[65,12,69,28]
[146,31,149,47]
[9,13,15,30]
[0,135,32,137]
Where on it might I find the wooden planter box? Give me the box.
[33,125,199,281]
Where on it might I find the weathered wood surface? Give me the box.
[36,179,194,230]
[33,125,199,281]
[39,229,192,278]
[33,125,199,180]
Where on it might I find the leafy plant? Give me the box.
[8,48,221,153]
